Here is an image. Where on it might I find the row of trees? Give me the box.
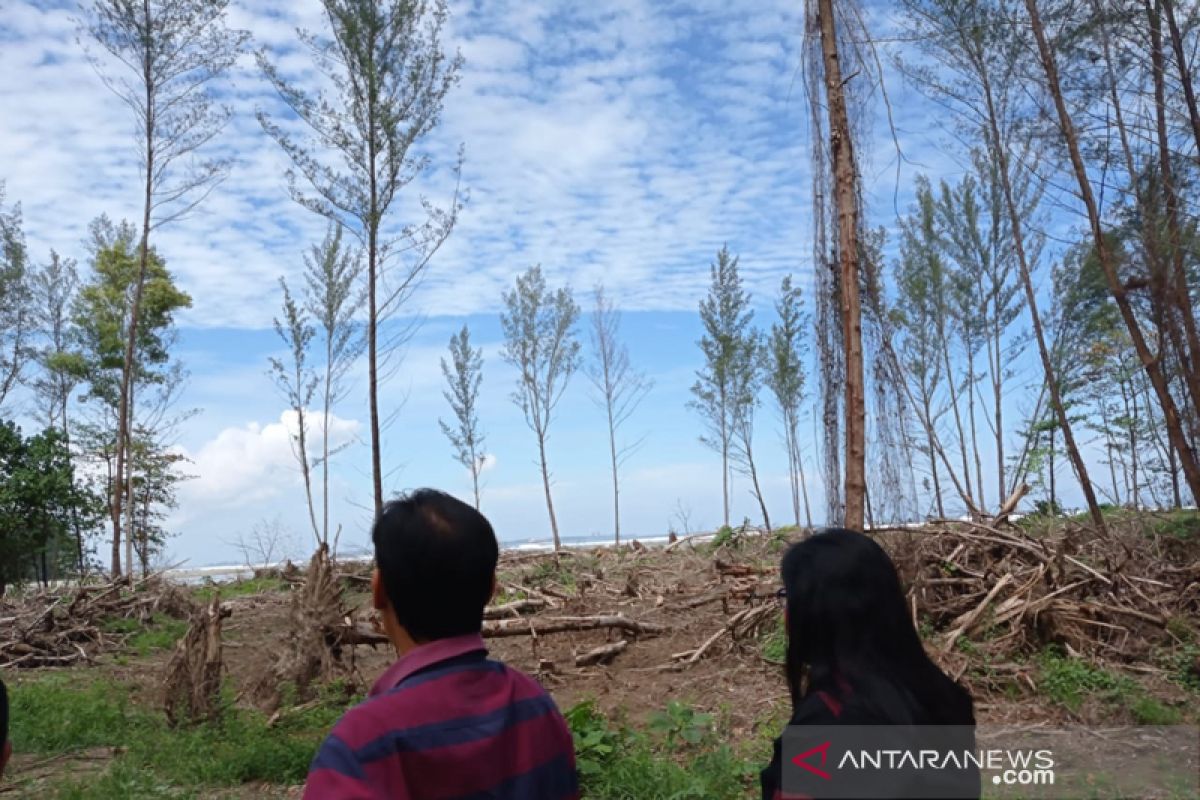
[0,191,192,585]
[801,0,1200,530]
[433,267,652,549]
[2,0,464,580]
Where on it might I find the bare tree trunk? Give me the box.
[367,96,383,518]
[112,35,157,578]
[816,0,866,531]
[973,33,1107,532]
[537,434,561,549]
[471,450,482,512]
[322,348,332,546]
[796,432,814,529]
[919,384,945,518]
[1049,428,1057,511]
[1025,0,1200,505]
[991,308,1006,506]
[740,421,772,532]
[720,390,730,527]
[607,402,620,545]
[939,325,975,507]
[966,339,986,512]
[124,382,135,577]
[785,414,801,527]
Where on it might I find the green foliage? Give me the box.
[439,324,487,497]
[709,524,738,550]
[100,613,188,655]
[760,616,787,664]
[0,421,101,589]
[647,701,714,748]
[1153,510,1200,541]
[564,700,759,800]
[1038,651,1180,722]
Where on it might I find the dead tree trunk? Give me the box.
[816,0,866,531]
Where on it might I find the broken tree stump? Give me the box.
[163,596,230,726]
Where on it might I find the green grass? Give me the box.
[9,674,346,798]
[191,575,287,603]
[565,700,762,799]
[1152,509,1200,540]
[1038,650,1181,723]
[760,616,787,664]
[100,613,188,656]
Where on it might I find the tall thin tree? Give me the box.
[303,224,362,546]
[689,246,754,529]
[258,0,464,517]
[730,330,772,532]
[268,279,320,546]
[765,276,813,529]
[808,0,867,530]
[81,0,247,577]
[439,325,486,510]
[586,285,653,544]
[500,266,581,550]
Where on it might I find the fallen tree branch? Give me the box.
[483,614,665,639]
[575,639,628,667]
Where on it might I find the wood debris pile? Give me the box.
[0,575,195,668]
[880,518,1200,692]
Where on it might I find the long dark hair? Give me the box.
[782,529,973,725]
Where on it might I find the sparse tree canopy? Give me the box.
[439,325,487,510]
[257,0,464,517]
[689,246,755,529]
[268,278,320,545]
[586,285,653,544]
[80,0,247,577]
[501,266,580,549]
[765,275,812,529]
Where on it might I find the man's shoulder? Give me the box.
[330,658,563,743]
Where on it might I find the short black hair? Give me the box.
[372,488,499,642]
[1,677,8,752]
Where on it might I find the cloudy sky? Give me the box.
[2,0,1061,567]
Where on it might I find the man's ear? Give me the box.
[372,568,388,612]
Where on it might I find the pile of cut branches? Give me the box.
[879,517,1200,692]
[0,575,195,668]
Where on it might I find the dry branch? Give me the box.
[483,614,665,639]
[575,639,628,667]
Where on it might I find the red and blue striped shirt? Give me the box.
[303,634,579,799]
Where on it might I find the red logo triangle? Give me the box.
[791,740,833,780]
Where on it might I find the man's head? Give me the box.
[371,489,499,649]
[1,677,10,777]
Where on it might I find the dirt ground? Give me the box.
[3,518,1198,797]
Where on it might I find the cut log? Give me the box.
[483,598,549,619]
[575,639,628,667]
[483,614,665,639]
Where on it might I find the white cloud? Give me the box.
[175,410,361,513]
[1,0,837,330]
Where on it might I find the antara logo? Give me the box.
[791,741,833,780]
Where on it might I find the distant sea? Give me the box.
[164,530,700,585]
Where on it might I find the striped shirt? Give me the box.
[304,634,579,799]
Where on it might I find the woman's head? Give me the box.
[781,529,973,725]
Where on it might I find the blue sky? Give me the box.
[1,0,1088,567]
